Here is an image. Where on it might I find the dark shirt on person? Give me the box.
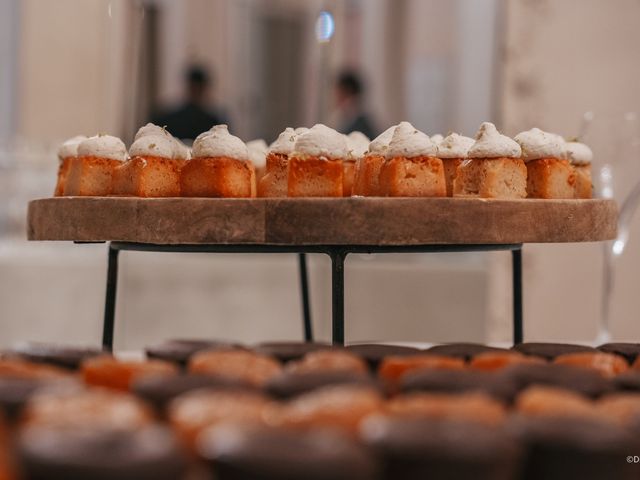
[338,113,378,140]
[151,102,230,142]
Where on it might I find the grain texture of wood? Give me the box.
[27,197,617,245]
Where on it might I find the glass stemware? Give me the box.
[583,111,640,343]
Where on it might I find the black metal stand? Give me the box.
[101,242,523,351]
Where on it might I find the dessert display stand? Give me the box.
[27,197,617,351]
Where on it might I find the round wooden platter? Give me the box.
[27,197,617,246]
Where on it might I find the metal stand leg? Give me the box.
[103,245,119,352]
[512,248,523,345]
[329,249,346,346]
[298,253,313,342]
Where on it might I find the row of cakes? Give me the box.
[54,121,593,199]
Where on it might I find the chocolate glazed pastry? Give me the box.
[17,425,188,480]
[361,417,520,480]
[345,344,421,370]
[507,415,640,480]
[265,370,381,400]
[133,373,257,413]
[598,343,640,365]
[424,343,508,362]
[198,424,378,480]
[498,363,614,400]
[400,369,517,403]
[253,342,332,363]
[145,339,241,367]
[612,371,640,392]
[10,342,104,370]
[511,342,596,361]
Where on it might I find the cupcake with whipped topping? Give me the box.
[565,140,593,199]
[515,128,573,199]
[437,133,475,197]
[55,135,87,196]
[64,134,127,196]
[258,127,308,197]
[453,122,525,199]
[113,124,189,197]
[181,125,255,198]
[379,121,445,197]
[247,139,268,180]
[288,124,349,197]
[352,125,395,196]
[344,131,370,197]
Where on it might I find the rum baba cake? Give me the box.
[343,131,370,196]
[258,127,308,197]
[287,124,347,197]
[113,123,189,198]
[453,122,526,199]
[565,140,593,198]
[352,125,395,196]
[63,134,127,196]
[54,135,86,196]
[515,127,574,199]
[436,132,475,197]
[181,124,256,198]
[379,122,446,197]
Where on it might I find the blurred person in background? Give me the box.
[152,65,231,141]
[333,70,378,139]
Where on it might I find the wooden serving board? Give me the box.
[27,197,617,246]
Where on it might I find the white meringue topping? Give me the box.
[437,133,475,159]
[468,122,521,159]
[346,131,370,159]
[57,135,87,161]
[77,134,127,161]
[385,121,436,159]
[269,128,299,155]
[565,141,593,165]
[514,127,566,162]
[131,123,189,160]
[430,134,444,145]
[247,139,268,169]
[367,126,396,156]
[192,125,248,160]
[293,124,349,158]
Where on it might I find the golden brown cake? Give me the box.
[63,134,127,196]
[515,385,602,420]
[343,131,370,197]
[515,128,574,199]
[378,354,465,387]
[180,125,256,198]
[378,122,446,197]
[113,124,188,197]
[453,122,526,199]
[286,350,368,375]
[436,133,475,197]
[470,351,546,371]
[287,124,347,197]
[554,352,629,378]
[566,140,593,199]
[55,135,86,196]
[352,126,395,196]
[258,128,306,197]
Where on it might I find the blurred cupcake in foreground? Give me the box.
[379,122,445,197]
[515,128,573,199]
[113,124,188,198]
[258,127,307,197]
[436,132,475,197]
[55,135,86,196]
[565,139,593,198]
[344,131,370,197]
[63,134,127,196]
[288,124,349,197]
[247,138,268,180]
[352,125,395,196]
[181,125,256,198]
[453,122,525,199]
